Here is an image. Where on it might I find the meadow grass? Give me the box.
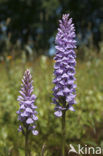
[0,56,103,156]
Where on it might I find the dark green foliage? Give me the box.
[0,0,102,53]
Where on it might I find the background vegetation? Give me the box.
[0,0,103,156]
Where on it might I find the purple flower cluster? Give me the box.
[53,14,77,117]
[17,69,38,135]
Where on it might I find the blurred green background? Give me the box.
[0,0,103,156]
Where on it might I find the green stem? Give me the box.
[25,128,29,156]
[62,110,66,156]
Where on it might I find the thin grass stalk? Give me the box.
[62,110,66,156]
